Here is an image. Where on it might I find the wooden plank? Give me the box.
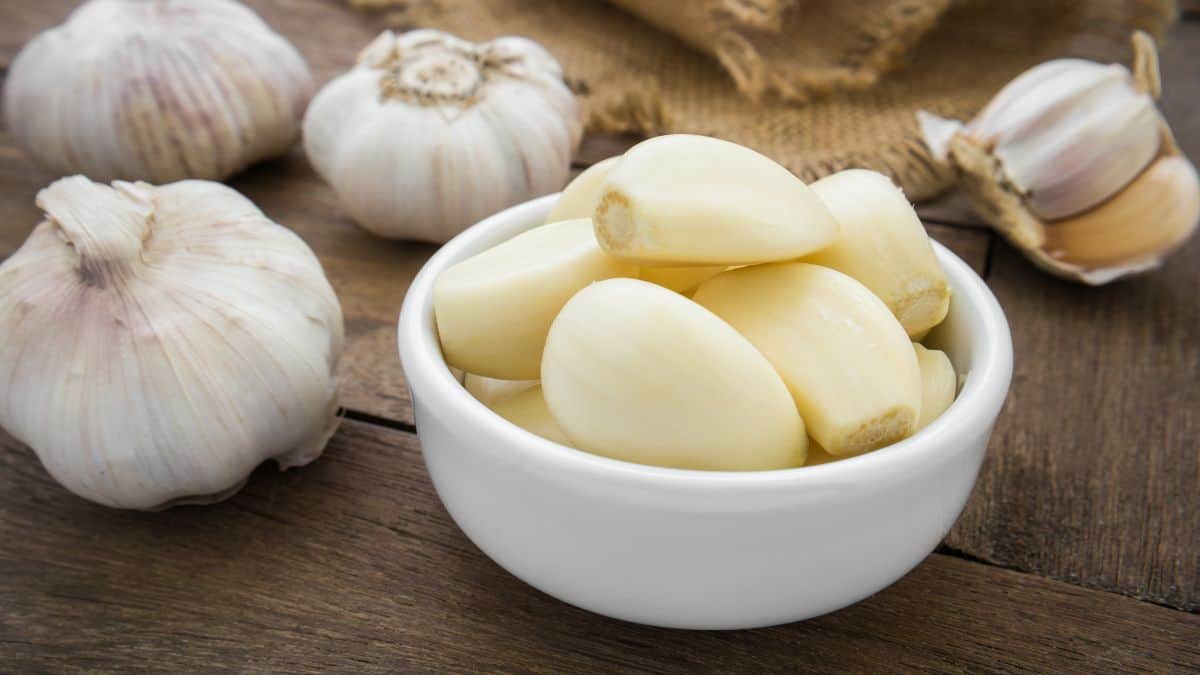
[947,232,1200,611]
[2,423,1197,672]
[1159,20,1200,162]
[926,224,991,277]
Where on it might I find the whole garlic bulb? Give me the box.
[303,30,582,242]
[0,176,344,509]
[4,0,314,183]
[919,32,1199,284]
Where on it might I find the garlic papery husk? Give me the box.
[919,32,1200,285]
[1041,156,1200,276]
[0,176,344,510]
[3,0,314,183]
[303,29,582,242]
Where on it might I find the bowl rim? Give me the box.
[397,193,1013,492]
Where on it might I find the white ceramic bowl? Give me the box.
[398,194,1013,629]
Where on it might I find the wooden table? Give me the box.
[1,2,1197,671]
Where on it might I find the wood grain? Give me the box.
[0,2,1197,670]
[2,423,1197,673]
[938,19,1200,612]
[946,230,1200,611]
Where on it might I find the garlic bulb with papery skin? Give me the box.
[4,0,314,183]
[303,30,582,242]
[919,32,1199,284]
[0,177,344,510]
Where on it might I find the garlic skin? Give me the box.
[0,177,344,510]
[964,58,1160,221]
[1042,156,1200,273]
[4,0,314,183]
[919,32,1200,284]
[304,30,582,242]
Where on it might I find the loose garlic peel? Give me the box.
[805,169,949,337]
[593,134,838,265]
[0,177,344,509]
[693,263,921,457]
[919,32,1200,284]
[914,344,957,431]
[542,279,807,471]
[304,29,582,242]
[433,218,636,380]
[5,0,313,183]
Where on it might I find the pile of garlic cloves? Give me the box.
[919,32,1200,284]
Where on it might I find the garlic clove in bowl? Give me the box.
[0,176,344,510]
[4,0,314,183]
[303,30,582,243]
[918,32,1200,284]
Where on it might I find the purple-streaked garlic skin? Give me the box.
[4,0,314,183]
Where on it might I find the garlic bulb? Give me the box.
[919,32,1199,284]
[4,0,314,183]
[0,176,344,510]
[303,30,582,242]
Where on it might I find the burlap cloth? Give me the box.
[349,0,1175,201]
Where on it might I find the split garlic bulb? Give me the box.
[919,32,1199,284]
[303,29,582,242]
[4,0,314,183]
[0,177,344,510]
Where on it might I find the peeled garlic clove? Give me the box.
[593,134,839,265]
[805,169,950,337]
[463,374,538,407]
[1042,156,1200,272]
[0,177,344,510]
[489,385,573,446]
[304,30,581,242]
[434,219,635,380]
[914,344,956,431]
[637,265,727,294]
[547,155,725,291]
[693,263,920,456]
[804,442,839,467]
[5,0,313,182]
[542,278,807,471]
[547,156,620,223]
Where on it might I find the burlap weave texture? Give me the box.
[353,0,1175,200]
